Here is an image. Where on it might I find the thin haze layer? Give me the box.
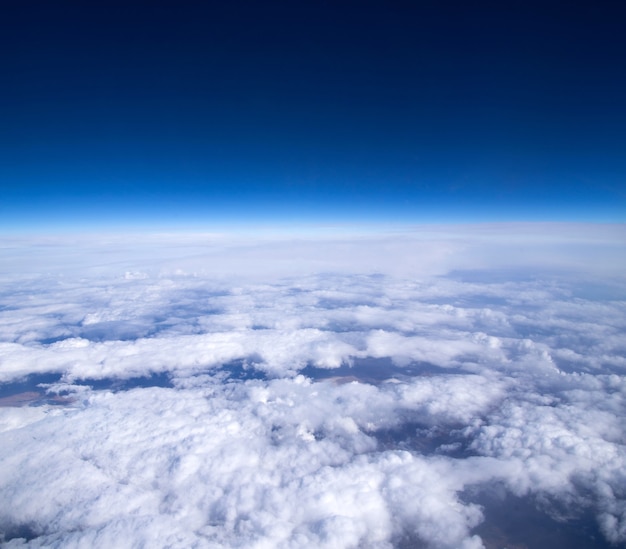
[0,224,625,548]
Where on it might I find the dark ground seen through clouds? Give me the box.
[0,358,616,548]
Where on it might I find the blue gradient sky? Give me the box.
[1,1,625,231]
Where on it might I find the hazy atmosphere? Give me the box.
[1,2,625,548]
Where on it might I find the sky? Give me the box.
[2,1,625,230]
[2,4,626,546]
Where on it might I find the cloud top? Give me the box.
[1,224,625,548]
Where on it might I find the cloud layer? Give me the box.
[1,225,625,548]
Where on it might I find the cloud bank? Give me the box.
[0,224,625,548]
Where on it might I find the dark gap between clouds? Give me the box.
[0,357,462,407]
[467,488,612,549]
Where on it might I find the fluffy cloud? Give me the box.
[0,225,625,548]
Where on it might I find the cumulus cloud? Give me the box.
[0,224,625,548]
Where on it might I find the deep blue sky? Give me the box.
[1,0,625,230]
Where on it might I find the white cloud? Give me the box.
[1,224,625,547]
